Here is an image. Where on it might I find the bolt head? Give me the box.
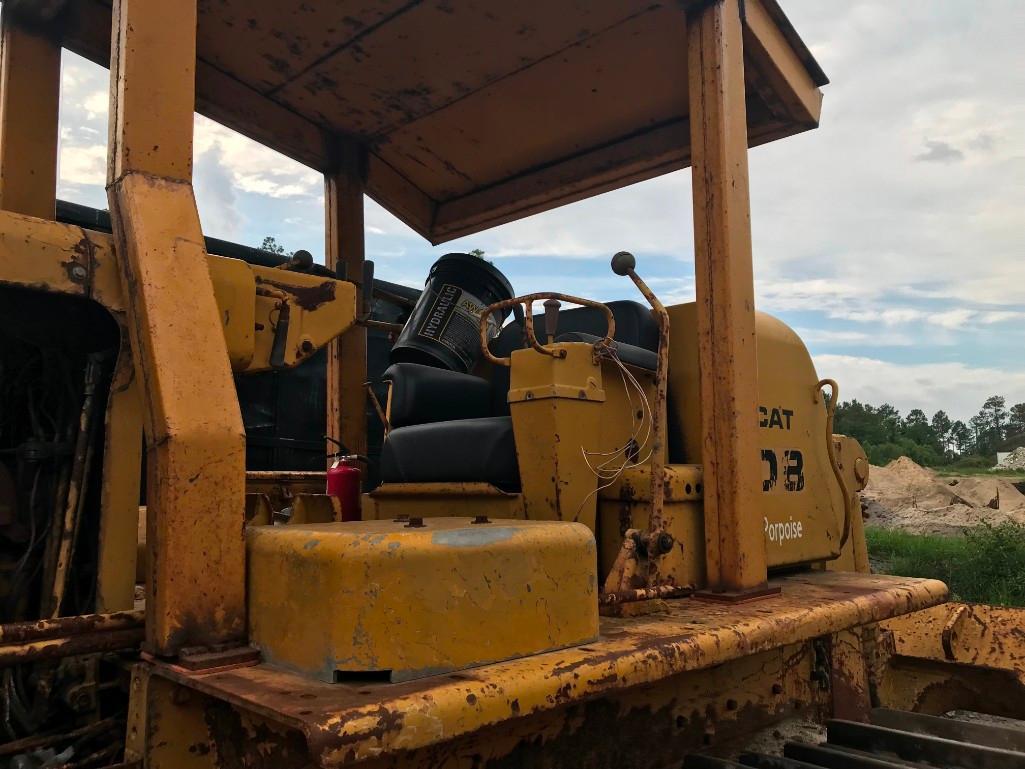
[656,532,675,554]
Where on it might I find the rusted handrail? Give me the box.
[599,584,694,607]
[0,611,144,667]
[0,610,143,644]
[479,292,616,367]
[816,378,853,552]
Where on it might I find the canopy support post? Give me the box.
[106,0,246,654]
[325,141,368,463]
[687,0,770,596]
[0,8,60,219]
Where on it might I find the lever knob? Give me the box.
[543,298,561,343]
[611,251,636,276]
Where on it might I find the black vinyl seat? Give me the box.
[379,363,519,489]
[380,416,518,488]
[382,363,492,428]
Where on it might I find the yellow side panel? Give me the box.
[247,518,598,682]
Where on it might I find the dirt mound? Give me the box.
[862,456,1025,536]
[884,456,937,484]
[948,476,1025,510]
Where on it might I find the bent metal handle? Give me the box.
[479,293,616,367]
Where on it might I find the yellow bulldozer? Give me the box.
[0,0,1022,767]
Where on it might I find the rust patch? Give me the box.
[204,695,309,768]
[310,704,405,758]
[828,634,870,722]
[255,276,336,311]
[63,233,99,291]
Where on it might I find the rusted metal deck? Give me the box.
[150,571,946,765]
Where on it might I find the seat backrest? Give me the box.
[487,300,659,414]
[382,363,493,428]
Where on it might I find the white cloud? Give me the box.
[194,143,242,237]
[83,91,108,120]
[58,144,106,187]
[430,172,693,259]
[815,355,1025,422]
[193,116,320,200]
[825,305,1023,333]
[980,311,1025,324]
[794,328,913,347]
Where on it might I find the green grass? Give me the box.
[866,523,1025,606]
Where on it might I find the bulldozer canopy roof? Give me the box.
[57,0,826,244]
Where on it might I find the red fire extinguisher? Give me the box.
[327,455,362,522]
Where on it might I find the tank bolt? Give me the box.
[69,263,88,281]
[656,532,675,554]
[854,456,870,484]
[405,516,425,528]
[472,515,490,525]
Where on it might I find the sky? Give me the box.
[55,1,1024,424]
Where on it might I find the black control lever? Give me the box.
[543,298,561,344]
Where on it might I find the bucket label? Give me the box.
[417,283,493,370]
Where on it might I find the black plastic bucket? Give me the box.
[390,253,515,373]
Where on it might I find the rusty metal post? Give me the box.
[325,141,368,459]
[106,0,246,654]
[687,0,768,594]
[0,8,60,219]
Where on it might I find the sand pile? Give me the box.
[998,446,1025,471]
[862,456,1025,536]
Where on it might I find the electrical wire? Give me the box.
[575,343,657,516]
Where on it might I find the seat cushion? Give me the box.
[382,362,492,428]
[380,416,519,489]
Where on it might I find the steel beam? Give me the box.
[106,0,245,654]
[687,0,767,593]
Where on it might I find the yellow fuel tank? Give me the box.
[667,303,846,567]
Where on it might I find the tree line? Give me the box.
[833,396,1025,467]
